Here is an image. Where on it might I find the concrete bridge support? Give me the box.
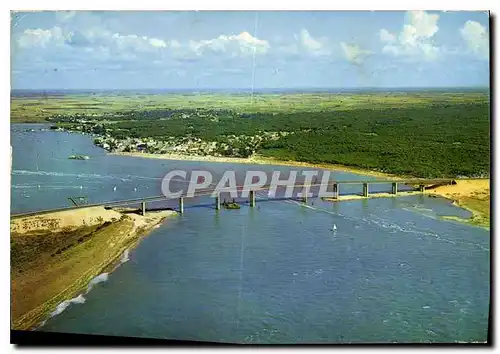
[141,201,146,216]
[215,193,220,210]
[249,190,256,207]
[333,183,339,199]
[392,182,398,195]
[419,184,426,192]
[179,197,184,214]
[363,183,369,197]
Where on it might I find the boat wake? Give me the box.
[12,169,131,181]
[364,215,489,251]
[13,184,87,190]
[12,169,173,183]
[280,198,489,252]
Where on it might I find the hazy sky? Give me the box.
[11,10,490,90]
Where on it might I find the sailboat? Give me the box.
[332,224,337,232]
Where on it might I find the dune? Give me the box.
[11,206,176,330]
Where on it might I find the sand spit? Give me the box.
[111,152,401,179]
[11,206,176,330]
[428,179,490,228]
[323,191,423,202]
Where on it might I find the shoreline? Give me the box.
[324,190,489,229]
[427,182,490,229]
[110,151,403,179]
[11,207,177,330]
[111,152,489,228]
[323,191,423,202]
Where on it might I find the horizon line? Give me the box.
[11,86,490,92]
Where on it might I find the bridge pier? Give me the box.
[333,183,339,199]
[141,201,146,216]
[215,193,220,210]
[363,183,369,197]
[419,184,426,192]
[249,190,256,207]
[179,197,184,214]
[392,182,398,195]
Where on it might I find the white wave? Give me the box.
[120,249,130,264]
[48,294,86,318]
[39,259,131,328]
[111,249,131,272]
[86,273,109,293]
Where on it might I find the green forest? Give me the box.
[259,103,490,178]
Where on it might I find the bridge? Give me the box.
[10,178,457,219]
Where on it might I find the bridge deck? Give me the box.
[10,178,458,219]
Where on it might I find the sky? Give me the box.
[10,10,490,90]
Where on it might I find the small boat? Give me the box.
[113,186,117,192]
[332,224,337,231]
[68,155,90,160]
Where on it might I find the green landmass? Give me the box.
[11,207,175,330]
[11,91,490,178]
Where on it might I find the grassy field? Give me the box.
[10,91,489,122]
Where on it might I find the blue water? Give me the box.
[11,124,490,343]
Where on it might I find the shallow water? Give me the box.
[11,124,490,343]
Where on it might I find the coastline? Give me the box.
[111,151,490,228]
[426,180,490,229]
[110,151,403,179]
[323,191,423,202]
[323,190,489,229]
[11,207,177,330]
[9,150,489,329]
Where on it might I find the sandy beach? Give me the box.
[11,207,177,330]
[11,206,125,234]
[324,191,423,202]
[111,152,402,179]
[427,179,490,228]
